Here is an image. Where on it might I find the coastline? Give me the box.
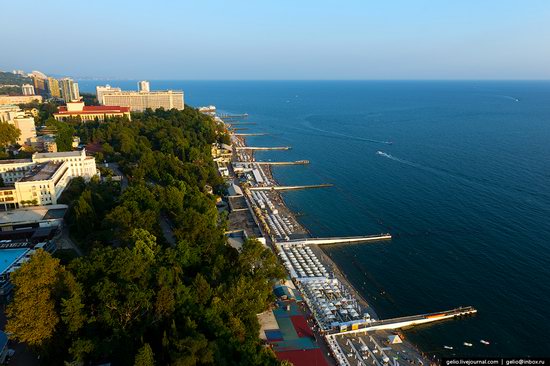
[237,134,378,318]
[265,160,433,362]
[232,130,432,364]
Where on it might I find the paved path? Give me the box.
[159,214,177,246]
[55,224,83,257]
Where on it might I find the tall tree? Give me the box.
[0,121,20,148]
[45,118,75,151]
[134,343,155,366]
[6,250,71,347]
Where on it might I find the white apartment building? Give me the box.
[21,84,35,96]
[71,83,80,101]
[138,80,150,92]
[96,85,122,105]
[59,78,80,102]
[99,81,184,112]
[102,90,184,111]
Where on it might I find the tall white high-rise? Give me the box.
[59,78,80,102]
[138,80,150,92]
[71,82,80,101]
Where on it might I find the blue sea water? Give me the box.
[79,80,550,357]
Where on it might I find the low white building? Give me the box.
[14,161,71,206]
[0,149,97,209]
[32,149,97,181]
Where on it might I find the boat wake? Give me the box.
[307,125,392,145]
[375,150,550,212]
[492,94,520,102]
[376,151,418,167]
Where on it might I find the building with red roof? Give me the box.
[53,101,131,122]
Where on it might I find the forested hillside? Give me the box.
[6,107,285,365]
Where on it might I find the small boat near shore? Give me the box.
[444,346,453,350]
[480,340,490,345]
[463,342,473,347]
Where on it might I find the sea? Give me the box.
[79,80,550,357]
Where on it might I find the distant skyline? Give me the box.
[3,0,550,80]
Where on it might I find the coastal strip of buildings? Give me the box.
[2,68,185,114]
[0,70,80,103]
[210,110,479,366]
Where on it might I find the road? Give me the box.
[159,214,177,246]
[99,162,128,191]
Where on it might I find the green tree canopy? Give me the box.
[0,121,21,148]
[7,108,284,365]
[6,250,75,347]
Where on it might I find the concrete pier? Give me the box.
[235,146,291,150]
[234,133,269,136]
[220,113,249,119]
[234,160,309,165]
[336,306,478,335]
[280,234,392,245]
[250,184,332,191]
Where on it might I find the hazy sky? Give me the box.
[3,0,550,80]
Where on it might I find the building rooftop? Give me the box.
[19,162,64,182]
[104,90,183,95]
[0,204,68,226]
[0,158,32,165]
[33,150,85,159]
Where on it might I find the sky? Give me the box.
[3,0,550,80]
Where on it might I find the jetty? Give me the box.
[231,127,249,131]
[250,184,333,191]
[235,146,291,150]
[234,160,309,165]
[228,122,256,125]
[280,234,391,246]
[334,306,478,335]
[220,113,249,120]
[234,133,269,136]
